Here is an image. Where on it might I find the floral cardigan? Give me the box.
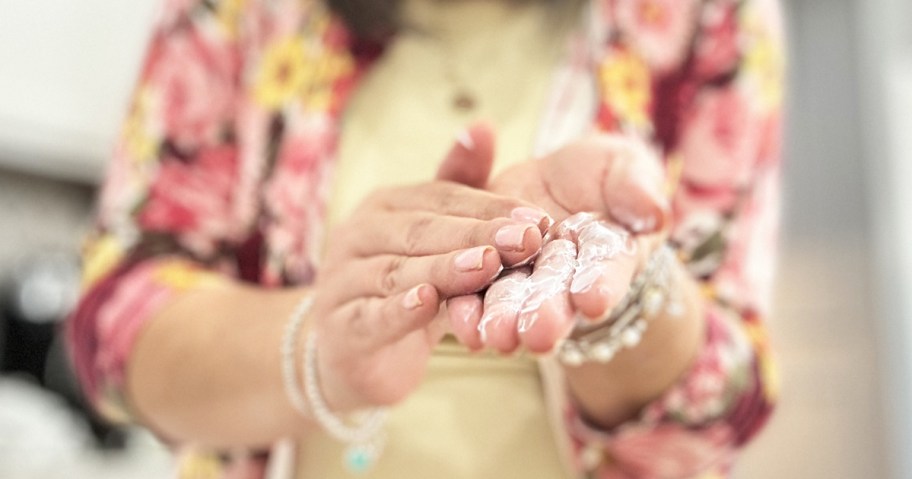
[67,0,784,477]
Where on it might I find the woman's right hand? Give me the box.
[309,176,550,412]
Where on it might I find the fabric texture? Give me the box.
[66,0,785,477]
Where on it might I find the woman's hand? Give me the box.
[443,129,670,354]
[310,164,551,411]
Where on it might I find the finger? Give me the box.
[320,246,503,306]
[336,211,543,267]
[446,294,485,351]
[477,268,531,353]
[371,181,551,225]
[539,135,668,233]
[330,284,440,351]
[568,220,638,320]
[435,122,496,189]
[551,211,600,242]
[517,239,577,354]
[602,141,669,233]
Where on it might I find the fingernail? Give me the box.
[455,129,474,150]
[455,246,491,272]
[569,266,601,294]
[510,207,553,232]
[511,206,546,223]
[495,224,534,252]
[632,174,669,232]
[453,296,481,326]
[402,285,425,310]
[609,203,662,234]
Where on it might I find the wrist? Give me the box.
[562,252,705,428]
[281,302,389,472]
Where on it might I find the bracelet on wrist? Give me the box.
[281,295,315,417]
[281,295,388,473]
[558,245,680,366]
[303,332,388,473]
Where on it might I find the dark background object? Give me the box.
[0,254,126,450]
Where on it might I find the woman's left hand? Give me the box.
[441,129,670,354]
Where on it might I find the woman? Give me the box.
[68,0,784,477]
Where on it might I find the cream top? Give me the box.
[327,0,579,225]
[301,1,581,477]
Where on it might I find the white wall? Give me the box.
[0,0,158,182]
[859,0,912,477]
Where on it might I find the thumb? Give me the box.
[435,122,496,188]
[540,134,669,233]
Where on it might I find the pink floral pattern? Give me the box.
[144,18,240,151]
[613,0,702,73]
[139,146,242,255]
[67,0,785,477]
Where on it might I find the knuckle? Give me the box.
[378,256,405,295]
[463,220,496,249]
[481,199,514,220]
[346,299,373,339]
[403,215,433,256]
[433,185,459,211]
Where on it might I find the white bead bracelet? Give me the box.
[280,294,388,473]
[558,245,679,366]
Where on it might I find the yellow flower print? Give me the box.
[638,0,669,29]
[254,34,354,112]
[665,152,685,196]
[215,0,247,37]
[743,12,785,112]
[599,49,653,128]
[254,36,310,109]
[152,260,226,290]
[744,318,780,403]
[300,52,353,112]
[177,453,224,479]
[81,235,126,289]
[700,282,717,300]
[123,88,158,164]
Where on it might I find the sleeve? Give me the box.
[66,0,253,423]
[566,0,785,476]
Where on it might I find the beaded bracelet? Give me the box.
[303,332,388,473]
[280,295,315,417]
[558,246,679,366]
[280,296,388,473]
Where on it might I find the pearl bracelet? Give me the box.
[558,245,679,366]
[303,332,388,473]
[280,295,388,473]
[280,295,315,417]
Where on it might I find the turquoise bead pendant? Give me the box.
[343,435,385,474]
[345,445,375,473]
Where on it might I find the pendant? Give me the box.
[452,90,476,111]
[343,436,384,474]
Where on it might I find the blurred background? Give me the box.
[0,0,909,477]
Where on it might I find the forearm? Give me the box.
[563,258,705,428]
[126,281,313,449]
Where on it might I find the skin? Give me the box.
[128,138,550,446]
[126,123,703,447]
[441,125,705,428]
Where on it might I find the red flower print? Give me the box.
[693,1,742,79]
[139,146,240,254]
[679,88,761,189]
[145,26,240,151]
[616,0,701,72]
[607,423,735,477]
